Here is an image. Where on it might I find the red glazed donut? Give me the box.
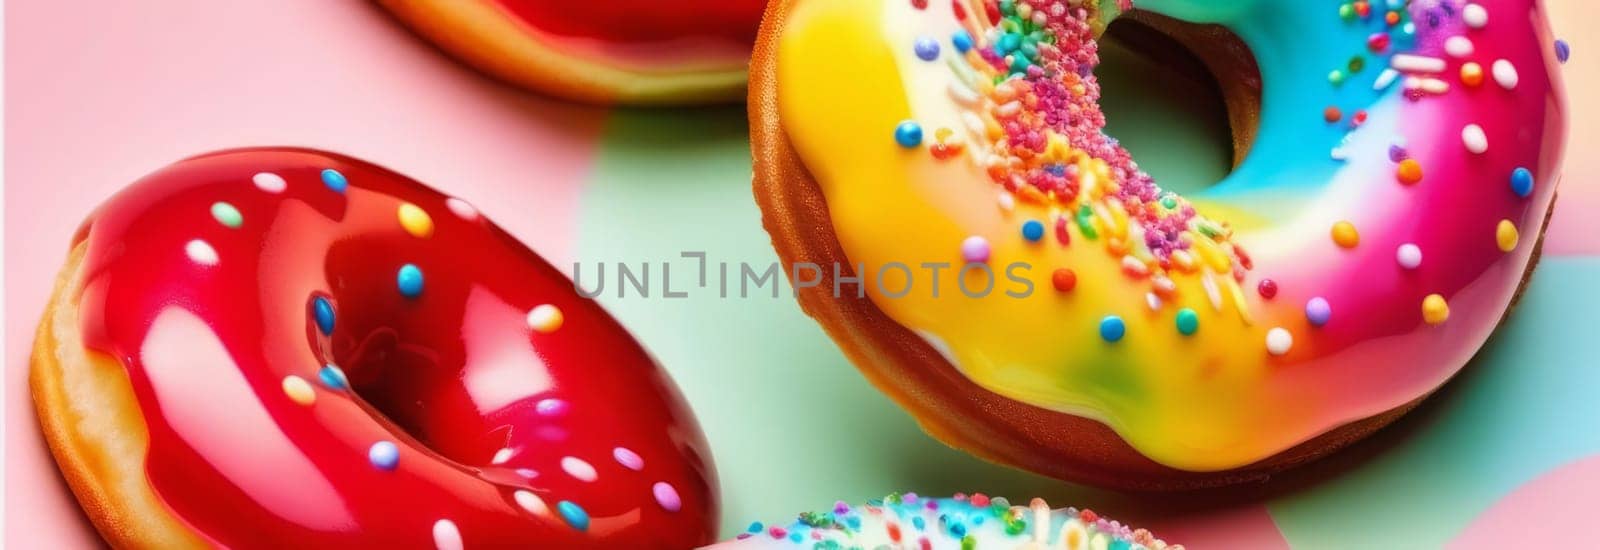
[30,148,717,548]
[378,0,766,105]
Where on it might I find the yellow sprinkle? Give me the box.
[527,304,564,333]
[1331,221,1360,248]
[1422,294,1450,325]
[1496,219,1519,252]
[282,375,315,406]
[398,203,434,238]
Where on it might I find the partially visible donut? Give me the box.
[31,148,717,548]
[708,493,1178,549]
[751,0,1567,489]
[377,0,765,105]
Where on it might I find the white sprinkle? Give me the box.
[1145,292,1162,311]
[1266,328,1293,356]
[1201,271,1223,311]
[514,490,549,516]
[561,456,597,482]
[527,304,564,333]
[433,519,463,550]
[490,448,513,465]
[1374,68,1401,91]
[1405,76,1451,95]
[1330,146,1349,161]
[1392,54,1448,73]
[961,112,987,136]
[1463,4,1488,29]
[1397,243,1423,269]
[445,198,479,221]
[1445,36,1475,58]
[252,172,287,193]
[185,239,219,266]
[996,191,1015,212]
[948,81,981,106]
[1492,59,1519,89]
[1463,124,1489,154]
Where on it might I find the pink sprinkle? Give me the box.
[961,236,991,263]
[653,482,682,512]
[535,398,568,417]
[613,447,644,471]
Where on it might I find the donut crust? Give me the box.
[31,244,208,548]
[748,0,1551,490]
[376,0,748,105]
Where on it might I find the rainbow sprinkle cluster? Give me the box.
[900,0,1254,306]
[734,492,1175,549]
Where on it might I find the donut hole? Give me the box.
[1098,11,1261,197]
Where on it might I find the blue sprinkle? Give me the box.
[788,531,803,543]
[557,501,590,531]
[319,364,349,390]
[914,37,940,61]
[368,441,399,470]
[997,32,1021,54]
[1306,297,1332,327]
[321,168,348,193]
[1099,315,1126,343]
[1556,39,1571,63]
[1021,220,1045,242]
[312,296,335,335]
[912,516,926,530]
[1110,540,1133,550]
[1175,308,1199,336]
[948,521,967,537]
[1510,167,1534,198]
[894,121,924,148]
[397,264,424,298]
[747,522,763,534]
[952,30,973,53]
[846,516,861,530]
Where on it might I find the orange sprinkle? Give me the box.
[1396,159,1424,185]
[1323,106,1343,123]
[1460,62,1484,87]
[1332,221,1360,248]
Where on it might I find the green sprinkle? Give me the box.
[1075,205,1099,240]
[211,202,242,228]
[1348,55,1366,73]
[1329,70,1346,85]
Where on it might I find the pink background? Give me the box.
[6,1,1597,548]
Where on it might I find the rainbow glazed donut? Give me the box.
[30,148,717,547]
[708,493,1178,549]
[751,0,1568,489]
[378,0,764,105]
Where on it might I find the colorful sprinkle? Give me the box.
[282,375,315,406]
[952,30,974,53]
[1496,219,1519,252]
[252,172,286,193]
[561,456,597,482]
[185,239,219,266]
[1510,167,1534,197]
[432,519,462,550]
[1258,278,1279,299]
[1266,328,1293,356]
[960,235,991,263]
[914,37,940,61]
[319,364,349,390]
[527,304,564,333]
[1397,243,1423,269]
[211,202,243,228]
[613,447,644,471]
[313,296,335,335]
[445,197,479,221]
[1556,40,1571,63]
[491,448,514,465]
[1021,220,1045,242]
[1099,316,1125,343]
[514,490,549,516]
[1491,59,1518,89]
[1331,221,1360,248]
[321,168,348,193]
[1051,269,1077,292]
[1306,297,1332,327]
[397,263,424,298]
[1444,36,1474,58]
[536,398,569,416]
[369,441,400,471]
[398,203,434,238]
[1462,124,1489,154]
[653,482,682,512]
[1423,294,1450,325]
[894,121,924,148]
[1463,4,1488,28]
[1175,308,1199,336]
[556,501,590,531]
[1460,62,1484,87]
[1396,159,1424,185]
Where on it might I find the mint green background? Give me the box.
[573,41,1600,546]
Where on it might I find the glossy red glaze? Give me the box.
[490,0,764,66]
[69,148,717,548]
